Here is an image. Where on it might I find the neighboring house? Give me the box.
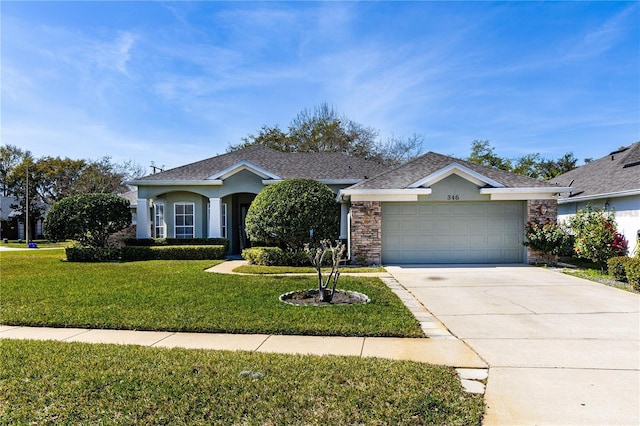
[128,145,569,264]
[119,189,139,225]
[0,196,45,240]
[552,142,640,256]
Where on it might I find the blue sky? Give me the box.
[2,1,639,173]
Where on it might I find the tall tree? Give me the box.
[467,140,578,179]
[229,103,423,167]
[33,157,87,206]
[0,145,30,197]
[467,140,513,171]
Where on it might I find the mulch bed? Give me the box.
[280,289,370,306]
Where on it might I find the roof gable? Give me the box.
[408,162,505,189]
[207,160,282,180]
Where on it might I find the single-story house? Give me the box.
[552,142,640,256]
[128,145,570,264]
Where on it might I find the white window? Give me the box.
[221,203,228,238]
[174,202,195,238]
[154,203,165,238]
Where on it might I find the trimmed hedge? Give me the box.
[122,245,226,261]
[66,245,226,262]
[65,247,121,262]
[625,258,640,291]
[242,247,336,267]
[242,247,286,266]
[125,238,229,252]
[607,256,631,282]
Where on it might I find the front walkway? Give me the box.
[386,264,640,426]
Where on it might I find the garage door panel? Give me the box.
[382,201,524,264]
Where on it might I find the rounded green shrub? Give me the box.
[44,193,131,248]
[244,179,339,252]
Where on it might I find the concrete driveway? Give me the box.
[386,265,640,425]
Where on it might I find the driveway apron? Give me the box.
[386,265,640,425]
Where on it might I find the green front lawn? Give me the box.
[0,340,483,425]
[0,250,422,337]
[560,257,638,293]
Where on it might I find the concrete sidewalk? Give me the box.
[0,324,487,392]
[387,264,640,426]
[0,325,485,367]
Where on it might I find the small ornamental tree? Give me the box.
[245,179,339,252]
[305,239,346,303]
[44,193,131,248]
[568,206,628,269]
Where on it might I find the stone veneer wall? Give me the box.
[526,199,559,264]
[350,201,382,265]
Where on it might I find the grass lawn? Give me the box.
[0,250,422,337]
[0,340,484,425]
[233,264,387,274]
[559,257,638,293]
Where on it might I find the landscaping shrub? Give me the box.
[120,246,157,261]
[44,194,131,248]
[280,250,312,266]
[242,247,286,266]
[65,246,121,262]
[124,238,158,246]
[122,245,226,261]
[242,247,327,266]
[124,238,229,252]
[245,179,339,252]
[568,206,628,269]
[624,258,640,291]
[524,221,573,258]
[607,256,631,282]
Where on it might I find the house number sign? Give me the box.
[447,195,460,201]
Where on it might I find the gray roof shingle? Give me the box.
[349,151,556,189]
[136,145,389,182]
[552,142,640,199]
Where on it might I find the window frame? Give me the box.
[221,202,228,238]
[174,202,195,239]
[153,202,165,238]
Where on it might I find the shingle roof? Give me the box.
[349,151,556,189]
[135,145,389,182]
[552,142,640,199]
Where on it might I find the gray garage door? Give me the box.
[382,201,525,264]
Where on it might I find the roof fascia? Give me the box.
[262,179,362,186]
[126,180,223,186]
[480,187,573,201]
[208,160,281,180]
[408,162,505,188]
[337,188,432,202]
[557,188,640,204]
